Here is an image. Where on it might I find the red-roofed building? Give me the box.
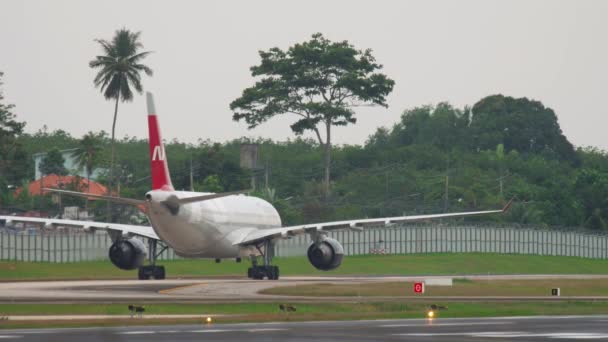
[14,174,109,199]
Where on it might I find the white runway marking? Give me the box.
[189,328,287,333]
[247,328,287,332]
[116,331,155,335]
[381,321,513,327]
[394,331,608,339]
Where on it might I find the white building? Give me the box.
[32,148,104,180]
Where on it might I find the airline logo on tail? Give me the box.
[147,92,174,191]
[152,145,165,161]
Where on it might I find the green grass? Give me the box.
[2,301,608,318]
[1,253,608,280]
[2,301,608,329]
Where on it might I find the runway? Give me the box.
[2,316,608,341]
[2,274,608,303]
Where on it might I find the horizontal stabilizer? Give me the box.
[160,190,250,215]
[177,190,250,205]
[43,188,145,206]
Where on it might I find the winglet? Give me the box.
[502,198,515,213]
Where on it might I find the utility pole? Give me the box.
[189,156,194,192]
[444,175,449,212]
[444,155,450,212]
[385,170,389,216]
[264,160,269,190]
[499,177,503,197]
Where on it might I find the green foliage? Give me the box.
[2,89,606,229]
[89,29,153,102]
[231,33,394,133]
[251,187,302,225]
[71,132,104,181]
[202,175,223,192]
[231,33,395,195]
[39,148,67,176]
[0,72,28,186]
[575,168,608,230]
[12,180,31,210]
[470,95,578,164]
[383,103,470,150]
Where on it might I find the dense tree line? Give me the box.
[1,83,607,230]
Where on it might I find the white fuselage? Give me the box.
[145,190,281,258]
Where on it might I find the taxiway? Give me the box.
[2,274,608,303]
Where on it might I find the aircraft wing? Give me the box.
[234,199,513,246]
[0,215,159,240]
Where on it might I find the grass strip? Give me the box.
[261,279,608,297]
[1,253,608,280]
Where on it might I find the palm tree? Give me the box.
[89,28,153,221]
[71,132,103,212]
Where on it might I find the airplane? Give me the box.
[0,93,513,280]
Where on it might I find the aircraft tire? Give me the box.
[272,266,280,280]
[138,267,150,280]
[154,266,166,280]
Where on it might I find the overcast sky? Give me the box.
[1,0,607,149]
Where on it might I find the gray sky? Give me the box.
[1,0,607,149]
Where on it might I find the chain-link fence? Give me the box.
[1,224,607,262]
[0,230,178,262]
[275,224,608,259]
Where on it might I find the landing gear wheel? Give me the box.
[138,267,149,280]
[271,266,279,280]
[247,265,280,280]
[138,265,166,280]
[139,239,168,280]
[153,265,166,280]
[247,240,279,280]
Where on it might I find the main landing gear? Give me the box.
[138,239,167,280]
[247,240,279,280]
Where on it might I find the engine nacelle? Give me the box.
[307,237,344,271]
[109,238,148,270]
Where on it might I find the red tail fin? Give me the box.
[146,92,174,191]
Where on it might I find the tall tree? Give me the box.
[470,95,578,164]
[230,33,394,197]
[71,132,104,210]
[89,28,153,220]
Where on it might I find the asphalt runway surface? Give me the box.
[1,274,608,304]
[3,316,608,341]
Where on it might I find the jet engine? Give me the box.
[307,237,344,271]
[109,238,148,270]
